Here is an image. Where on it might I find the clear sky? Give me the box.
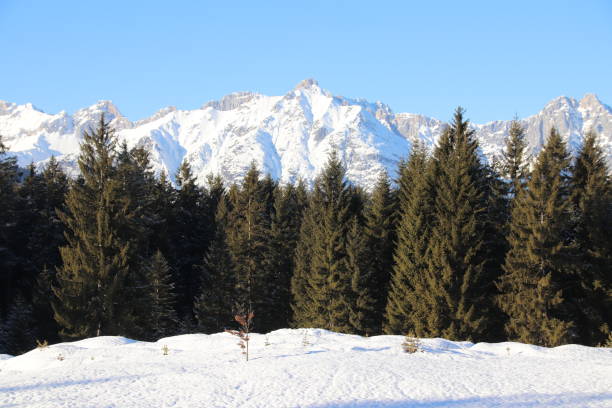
[1,0,610,123]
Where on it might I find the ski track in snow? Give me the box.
[1,329,611,407]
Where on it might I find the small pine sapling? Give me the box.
[302,330,310,347]
[599,332,612,348]
[225,310,254,361]
[36,339,48,350]
[402,333,421,354]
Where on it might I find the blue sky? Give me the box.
[1,0,610,123]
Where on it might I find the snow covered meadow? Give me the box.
[1,329,611,407]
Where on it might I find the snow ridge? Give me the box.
[1,81,611,189]
[1,329,611,407]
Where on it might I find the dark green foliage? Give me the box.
[291,152,354,333]
[2,106,610,348]
[264,182,305,330]
[567,131,612,345]
[194,195,235,333]
[497,128,574,347]
[53,116,136,339]
[0,294,36,355]
[501,119,530,196]
[346,216,377,335]
[360,171,395,334]
[32,266,60,344]
[149,171,176,259]
[143,251,178,340]
[225,162,274,331]
[384,141,433,335]
[290,189,316,329]
[0,135,20,316]
[169,160,207,318]
[417,108,491,341]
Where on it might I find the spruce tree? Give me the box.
[418,108,491,341]
[170,160,207,319]
[362,171,395,333]
[194,195,235,333]
[225,163,273,331]
[501,119,530,196]
[384,141,433,334]
[150,171,176,258]
[568,131,612,345]
[290,189,316,328]
[292,151,353,332]
[53,116,135,339]
[0,294,36,355]
[497,128,574,346]
[144,250,178,340]
[264,182,305,330]
[346,216,377,335]
[0,135,20,316]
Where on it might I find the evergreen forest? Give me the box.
[0,109,610,355]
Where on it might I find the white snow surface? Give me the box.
[2,80,612,189]
[1,329,610,407]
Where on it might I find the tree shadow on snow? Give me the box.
[308,392,612,408]
[0,374,148,393]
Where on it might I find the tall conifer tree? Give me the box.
[384,142,433,335]
[418,108,491,340]
[568,131,612,345]
[53,116,135,338]
[361,171,395,333]
[292,152,353,332]
[225,163,273,330]
[171,160,206,319]
[194,194,235,333]
[497,128,574,346]
[143,250,178,340]
[0,135,20,316]
[501,119,530,197]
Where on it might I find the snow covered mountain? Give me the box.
[1,79,611,189]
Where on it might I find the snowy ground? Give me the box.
[1,329,611,408]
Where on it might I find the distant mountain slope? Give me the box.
[1,79,610,189]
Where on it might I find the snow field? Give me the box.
[1,329,611,407]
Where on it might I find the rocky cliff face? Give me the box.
[1,80,610,189]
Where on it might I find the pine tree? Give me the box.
[225,163,273,331]
[418,108,491,340]
[384,141,433,334]
[497,128,574,346]
[292,151,353,332]
[290,189,315,328]
[501,119,530,197]
[346,216,377,335]
[264,182,305,330]
[150,171,176,258]
[170,160,207,319]
[53,116,135,339]
[362,171,395,333]
[194,194,235,333]
[144,251,178,340]
[20,158,69,343]
[0,135,20,316]
[567,131,612,345]
[0,294,36,355]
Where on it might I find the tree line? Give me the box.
[0,109,609,355]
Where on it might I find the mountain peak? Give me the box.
[89,100,123,117]
[580,93,603,107]
[295,78,320,90]
[203,92,258,111]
